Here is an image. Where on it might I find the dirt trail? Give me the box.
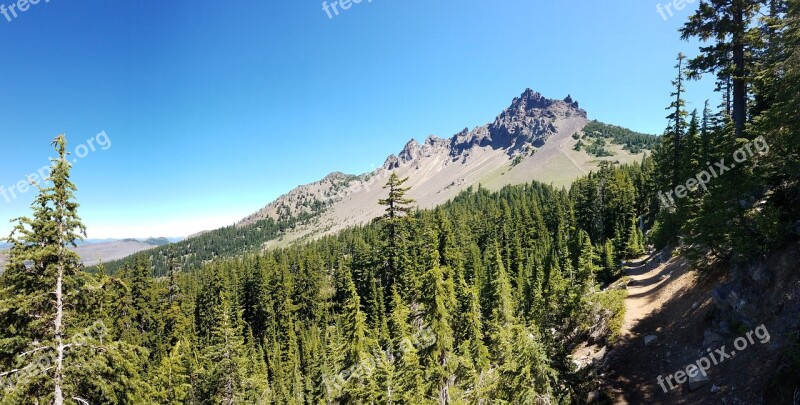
[604,251,713,404]
[602,245,800,404]
[620,254,690,338]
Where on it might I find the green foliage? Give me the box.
[584,137,615,157]
[98,212,322,277]
[652,0,800,267]
[0,136,154,404]
[592,289,627,344]
[582,120,659,153]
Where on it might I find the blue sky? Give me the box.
[0,0,716,239]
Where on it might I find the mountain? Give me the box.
[240,89,651,246]
[0,237,179,270]
[101,89,656,275]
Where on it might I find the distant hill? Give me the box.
[0,237,180,270]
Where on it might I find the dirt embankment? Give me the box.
[601,243,800,404]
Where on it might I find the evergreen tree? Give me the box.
[419,228,456,404]
[379,172,416,289]
[388,287,424,403]
[680,0,765,137]
[0,136,150,404]
[201,292,247,404]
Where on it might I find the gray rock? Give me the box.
[748,263,771,287]
[688,371,710,391]
[703,330,724,347]
[712,285,733,309]
[692,302,699,310]
[593,346,608,364]
[644,335,658,346]
[710,384,720,394]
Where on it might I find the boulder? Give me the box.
[688,371,710,391]
[644,335,658,346]
[748,262,771,287]
[703,330,724,348]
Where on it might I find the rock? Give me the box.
[732,299,760,324]
[712,285,743,311]
[748,262,771,287]
[688,371,710,391]
[711,384,721,394]
[692,302,699,310]
[703,330,724,347]
[644,335,658,346]
[711,285,732,308]
[592,346,608,364]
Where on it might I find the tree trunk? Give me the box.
[732,0,747,137]
[54,262,65,405]
[54,213,66,405]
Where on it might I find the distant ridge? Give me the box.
[236,89,648,247]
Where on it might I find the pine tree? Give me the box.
[124,256,161,358]
[152,339,193,405]
[379,172,416,289]
[455,284,489,389]
[388,287,424,403]
[0,135,87,404]
[341,270,371,368]
[202,292,246,404]
[652,54,690,245]
[0,135,152,404]
[680,0,765,137]
[576,230,600,291]
[419,227,456,404]
[496,326,555,404]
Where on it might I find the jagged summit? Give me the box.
[388,90,587,168]
[237,89,645,240]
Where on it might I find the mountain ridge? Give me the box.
[237,89,641,247]
[98,89,656,275]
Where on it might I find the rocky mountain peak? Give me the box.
[508,89,555,112]
[388,135,450,169]
[485,89,587,150]
[238,89,603,230]
[382,90,587,170]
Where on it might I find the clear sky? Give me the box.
[0,0,716,239]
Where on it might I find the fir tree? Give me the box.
[379,172,416,289]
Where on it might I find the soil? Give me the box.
[602,250,786,404]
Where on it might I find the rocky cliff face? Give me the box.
[238,171,357,225]
[384,89,586,170]
[238,89,597,234]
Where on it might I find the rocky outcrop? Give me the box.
[240,89,590,227]
[238,171,358,226]
[706,241,800,344]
